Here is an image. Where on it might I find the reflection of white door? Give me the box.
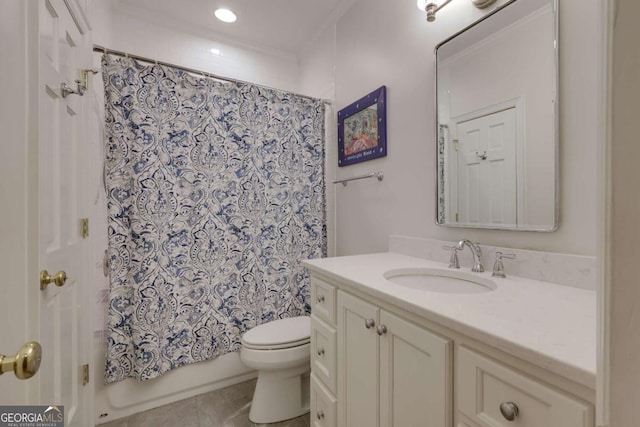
[0,1,93,425]
[455,108,517,226]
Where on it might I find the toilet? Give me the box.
[240,316,311,424]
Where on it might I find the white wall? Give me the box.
[298,29,338,256]
[331,0,598,257]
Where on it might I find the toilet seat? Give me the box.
[242,316,310,350]
[242,337,310,350]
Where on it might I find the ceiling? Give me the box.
[114,0,356,56]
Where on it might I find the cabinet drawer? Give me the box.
[311,373,337,427]
[311,277,336,324]
[311,314,337,394]
[457,346,593,427]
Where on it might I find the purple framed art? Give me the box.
[337,86,387,167]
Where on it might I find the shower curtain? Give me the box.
[101,55,326,383]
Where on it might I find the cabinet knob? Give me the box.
[364,318,375,329]
[499,401,519,421]
[317,347,325,356]
[376,324,388,335]
[317,295,325,303]
[316,410,325,420]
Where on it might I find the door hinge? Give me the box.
[453,139,459,151]
[81,218,89,239]
[82,364,89,385]
[455,213,459,222]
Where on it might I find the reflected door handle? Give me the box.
[40,270,67,290]
[475,151,488,160]
[0,342,42,380]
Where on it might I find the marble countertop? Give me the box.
[303,252,596,389]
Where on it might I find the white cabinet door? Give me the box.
[337,291,379,427]
[337,291,454,427]
[379,310,452,427]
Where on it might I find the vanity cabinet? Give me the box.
[308,273,594,427]
[310,277,452,427]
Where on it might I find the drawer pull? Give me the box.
[499,401,519,421]
[317,410,325,420]
[317,295,325,303]
[364,318,376,329]
[317,347,325,356]
[376,324,388,335]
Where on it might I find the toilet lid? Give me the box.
[242,316,310,349]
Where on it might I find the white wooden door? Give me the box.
[337,291,379,427]
[38,1,93,425]
[456,108,517,227]
[0,2,93,421]
[379,311,452,427]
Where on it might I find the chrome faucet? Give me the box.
[455,240,484,272]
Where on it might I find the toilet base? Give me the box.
[249,365,310,424]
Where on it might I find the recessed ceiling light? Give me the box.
[215,8,237,23]
[210,48,221,56]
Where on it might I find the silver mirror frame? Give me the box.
[434,0,559,232]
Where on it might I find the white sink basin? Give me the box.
[384,268,496,294]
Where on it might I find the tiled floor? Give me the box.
[99,379,310,427]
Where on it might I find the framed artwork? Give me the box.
[337,86,387,167]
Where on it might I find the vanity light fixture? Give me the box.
[214,8,237,23]
[417,0,498,22]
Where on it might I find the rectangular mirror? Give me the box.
[436,0,558,231]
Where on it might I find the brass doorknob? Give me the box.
[40,270,67,290]
[0,342,42,379]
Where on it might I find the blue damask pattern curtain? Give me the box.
[102,55,326,383]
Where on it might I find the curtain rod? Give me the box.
[93,44,332,105]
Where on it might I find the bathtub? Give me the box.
[93,336,256,424]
